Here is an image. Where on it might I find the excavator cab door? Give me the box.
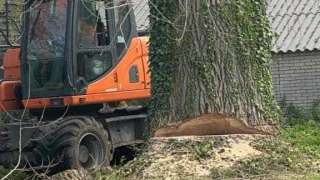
[75,0,114,92]
[112,0,146,91]
[74,0,145,94]
[21,0,74,99]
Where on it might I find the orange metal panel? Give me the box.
[0,100,20,111]
[3,48,21,81]
[0,81,21,111]
[23,89,151,109]
[73,89,151,105]
[140,37,151,89]
[0,81,19,100]
[86,37,147,94]
[117,48,145,91]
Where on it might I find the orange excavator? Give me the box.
[0,0,150,173]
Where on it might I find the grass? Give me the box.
[281,121,320,158]
[0,168,27,180]
[210,121,320,179]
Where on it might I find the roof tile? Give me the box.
[267,0,320,52]
[132,0,149,31]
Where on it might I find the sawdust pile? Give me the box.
[51,169,91,180]
[140,135,269,179]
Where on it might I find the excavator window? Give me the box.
[114,0,132,57]
[77,0,113,83]
[78,0,111,48]
[26,0,69,94]
[76,0,134,84]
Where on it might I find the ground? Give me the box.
[91,121,320,180]
[1,121,320,179]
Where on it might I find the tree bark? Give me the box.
[149,0,280,129]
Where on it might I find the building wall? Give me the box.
[271,50,320,108]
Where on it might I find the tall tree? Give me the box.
[149,0,280,129]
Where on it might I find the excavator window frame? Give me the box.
[75,0,115,86]
[20,0,75,99]
[72,0,138,93]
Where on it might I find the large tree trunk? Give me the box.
[149,0,280,129]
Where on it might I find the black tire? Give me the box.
[33,116,113,174]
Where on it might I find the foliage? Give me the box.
[311,100,320,122]
[221,0,280,123]
[284,104,308,125]
[283,101,320,125]
[148,0,179,128]
[188,140,215,161]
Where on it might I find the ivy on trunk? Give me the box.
[149,0,280,129]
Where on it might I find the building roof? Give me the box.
[267,0,320,53]
[132,0,149,32]
[132,0,320,53]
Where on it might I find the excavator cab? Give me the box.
[21,0,144,101]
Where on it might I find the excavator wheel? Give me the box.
[40,116,113,174]
[0,116,114,174]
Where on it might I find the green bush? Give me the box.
[285,104,307,126]
[283,100,320,126]
[311,100,320,122]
